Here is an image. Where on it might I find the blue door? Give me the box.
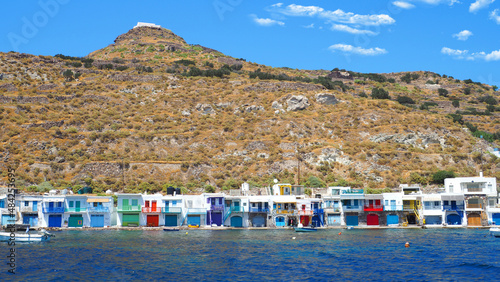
[328,215,341,225]
[23,215,39,227]
[48,215,62,227]
[425,216,442,225]
[492,213,500,225]
[346,215,359,226]
[275,216,285,227]
[91,215,104,227]
[165,215,177,226]
[187,215,201,226]
[387,214,399,225]
[230,216,243,227]
[252,216,265,227]
[447,214,461,225]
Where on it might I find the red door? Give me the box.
[300,216,310,226]
[367,214,379,225]
[152,201,157,212]
[147,215,159,227]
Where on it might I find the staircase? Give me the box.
[414,202,422,224]
[223,208,232,224]
[179,210,189,226]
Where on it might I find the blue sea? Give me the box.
[4,228,499,281]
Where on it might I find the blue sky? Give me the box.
[1,0,499,85]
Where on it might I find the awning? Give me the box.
[87,198,110,203]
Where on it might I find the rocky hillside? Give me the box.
[0,25,499,194]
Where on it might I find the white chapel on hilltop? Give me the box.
[134,22,161,29]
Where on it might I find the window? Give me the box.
[219,198,223,205]
[443,201,449,206]
[434,201,440,207]
[0,200,4,208]
[353,200,358,206]
[172,200,177,206]
[69,201,74,208]
[165,201,169,207]
[132,199,138,206]
[424,202,431,208]
[25,201,29,207]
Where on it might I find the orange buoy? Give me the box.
[338,232,341,235]
[405,242,410,248]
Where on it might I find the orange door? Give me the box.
[152,201,157,211]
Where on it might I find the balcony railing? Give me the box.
[403,204,417,211]
[423,206,442,210]
[141,207,162,213]
[117,206,141,212]
[364,205,384,211]
[384,205,403,211]
[276,209,295,214]
[162,207,182,214]
[210,205,224,211]
[249,207,269,213]
[324,207,341,213]
[187,208,206,215]
[313,208,324,214]
[20,206,38,213]
[43,207,64,213]
[442,204,464,211]
[343,205,361,210]
[298,210,313,216]
[65,207,87,212]
[466,203,483,209]
[230,206,244,212]
[88,206,110,213]
[341,190,364,194]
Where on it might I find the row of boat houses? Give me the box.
[1,174,499,229]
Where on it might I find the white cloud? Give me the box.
[453,30,473,40]
[250,14,285,26]
[441,46,500,61]
[490,9,500,24]
[272,4,395,26]
[469,0,495,13]
[414,0,460,5]
[392,1,416,9]
[303,23,315,28]
[271,3,283,8]
[331,24,378,36]
[329,44,387,56]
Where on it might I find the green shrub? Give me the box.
[371,87,390,99]
[438,88,448,97]
[396,96,415,104]
[431,170,455,184]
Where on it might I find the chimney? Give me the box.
[479,171,483,177]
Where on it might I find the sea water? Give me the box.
[4,228,499,281]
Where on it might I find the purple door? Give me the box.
[207,212,223,226]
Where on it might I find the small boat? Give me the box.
[163,228,180,232]
[490,227,500,237]
[294,227,317,232]
[188,224,200,228]
[0,229,54,242]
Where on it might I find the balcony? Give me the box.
[230,206,244,212]
[298,210,313,216]
[117,206,141,213]
[210,205,224,211]
[162,207,182,214]
[313,208,324,215]
[403,204,418,211]
[141,207,162,213]
[384,205,403,211]
[466,203,483,209]
[65,207,87,213]
[20,206,38,213]
[43,207,64,213]
[249,207,269,213]
[187,208,206,215]
[88,206,110,213]
[276,209,295,214]
[364,205,384,212]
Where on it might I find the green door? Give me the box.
[122,199,129,210]
[68,215,84,227]
[75,201,81,212]
[122,213,139,226]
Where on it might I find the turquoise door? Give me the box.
[346,215,359,226]
[492,214,500,225]
[33,201,38,212]
[165,215,177,226]
[230,216,243,227]
[2,214,15,226]
[187,215,201,226]
[75,201,81,212]
[91,215,105,227]
[328,215,341,225]
[387,214,399,225]
[68,215,84,227]
[275,216,285,227]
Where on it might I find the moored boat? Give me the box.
[294,227,317,232]
[163,228,180,231]
[490,227,500,237]
[188,224,200,228]
[0,229,54,242]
